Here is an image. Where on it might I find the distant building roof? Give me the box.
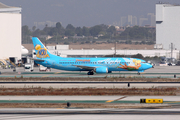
[0,2,21,13]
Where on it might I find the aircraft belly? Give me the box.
[54,65,88,71]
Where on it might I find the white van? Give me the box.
[24,63,33,72]
[39,65,51,71]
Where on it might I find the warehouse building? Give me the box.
[156,3,180,50]
[0,2,21,60]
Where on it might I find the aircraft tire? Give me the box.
[87,71,94,75]
[138,73,140,75]
[87,72,91,75]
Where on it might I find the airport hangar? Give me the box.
[44,45,180,59]
[0,2,21,61]
[156,3,180,50]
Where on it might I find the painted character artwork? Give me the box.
[35,45,50,58]
[117,59,141,71]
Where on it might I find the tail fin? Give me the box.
[32,37,54,58]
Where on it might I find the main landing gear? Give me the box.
[87,71,94,75]
[137,72,140,75]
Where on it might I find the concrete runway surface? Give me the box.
[0,83,180,88]
[0,114,180,120]
[0,108,180,120]
[1,66,180,88]
[0,66,180,78]
[1,96,180,105]
[1,67,180,119]
[1,96,180,101]
[1,95,180,119]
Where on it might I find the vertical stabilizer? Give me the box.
[32,37,54,58]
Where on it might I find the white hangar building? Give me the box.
[45,45,180,59]
[156,3,180,50]
[0,2,21,60]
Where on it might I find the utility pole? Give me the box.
[171,43,173,63]
[114,42,117,57]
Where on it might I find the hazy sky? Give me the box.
[1,0,180,28]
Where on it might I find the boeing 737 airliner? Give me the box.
[32,37,152,75]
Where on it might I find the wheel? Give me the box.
[90,72,94,75]
[87,72,91,75]
[137,72,140,75]
[87,71,94,75]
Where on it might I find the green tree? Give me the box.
[22,25,31,44]
[66,24,75,31]
[32,26,36,31]
[22,25,31,36]
[65,24,75,36]
[82,26,89,36]
[89,25,102,36]
[75,27,82,36]
[32,29,41,37]
[107,26,116,34]
[49,27,58,36]
[55,22,65,35]
[119,26,150,40]
[56,22,62,29]
[65,29,75,36]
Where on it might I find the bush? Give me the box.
[64,42,69,45]
[85,41,90,43]
[92,40,96,43]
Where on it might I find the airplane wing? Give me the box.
[30,58,44,62]
[73,65,95,70]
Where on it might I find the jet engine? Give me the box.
[95,67,108,73]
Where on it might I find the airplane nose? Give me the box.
[142,63,152,70]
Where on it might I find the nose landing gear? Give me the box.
[87,71,94,75]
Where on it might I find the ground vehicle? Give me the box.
[39,65,51,71]
[168,63,176,66]
[24,63,33,72]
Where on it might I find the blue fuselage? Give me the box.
[35,56,152,72]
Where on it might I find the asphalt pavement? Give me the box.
[0,66,180,78]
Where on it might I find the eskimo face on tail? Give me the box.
[35,45,50,58]
[117,59,141,71]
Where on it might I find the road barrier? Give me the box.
[140,99,163,103]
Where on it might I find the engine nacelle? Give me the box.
[95,67,108,73]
